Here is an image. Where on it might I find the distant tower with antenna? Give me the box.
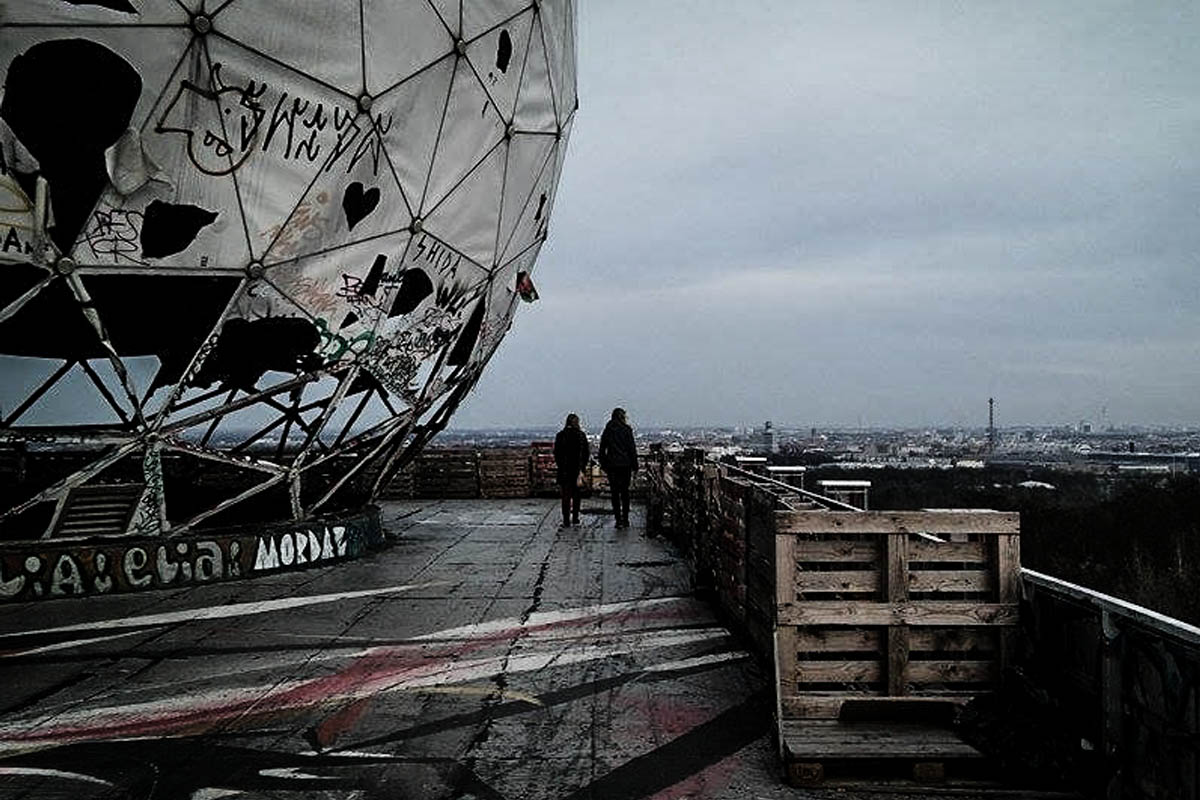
[987,397,996,454]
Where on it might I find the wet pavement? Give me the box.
[0,499,1059,799]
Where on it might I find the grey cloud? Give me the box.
[454,0,1200,429]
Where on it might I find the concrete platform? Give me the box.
[0,499,1058,799]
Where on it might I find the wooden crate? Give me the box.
[775,509,1020,721]
[478,448,531,498]
[529,441,557,496]
[414,448,479,498]
[377,464,414,499]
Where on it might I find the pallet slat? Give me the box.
[797,570,880,593]
[793,627,997,655]
[781,720,984,759]
[795,629,882,653]
[909,569,993,593]
[797,660,881,683]
[777,510,1019,535]
[778,601,1019,627]
[781,693,977,719]
[908,538,988,562]
[797,541,880,562]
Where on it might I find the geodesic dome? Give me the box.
[0,0,576,538]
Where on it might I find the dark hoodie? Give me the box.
[554,425,590,480]
[599,419,637,472]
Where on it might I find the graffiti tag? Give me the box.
[252,526,348,571]
[157,64,392,177]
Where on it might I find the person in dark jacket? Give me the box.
[554,413,590,527]
[598,407,637,528]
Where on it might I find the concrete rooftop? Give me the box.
[0,499,1055,799]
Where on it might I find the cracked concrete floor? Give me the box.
[0,499,1058,799]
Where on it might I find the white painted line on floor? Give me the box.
[1,629,150,658]
[190,789,245,800]
[645,650,751,673]
[300,749,405,759]
[0,766,112,786]
[257,767,339,781]
[411,596,691,642]
[0,582,443,639]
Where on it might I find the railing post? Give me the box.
[1100,608,1123,800]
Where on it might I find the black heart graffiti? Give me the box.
[342,182,380,231]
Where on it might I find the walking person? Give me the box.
[599,407,637,528]
[554,413,590,528]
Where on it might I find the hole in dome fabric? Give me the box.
[0,38,142,253]
[446,299,484,366]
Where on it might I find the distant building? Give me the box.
[751,421,777,454]
[766,465,806,490]
[817,479,871,510]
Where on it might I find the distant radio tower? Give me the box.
[987,397,996,454]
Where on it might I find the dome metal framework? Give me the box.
[0,0,577,539]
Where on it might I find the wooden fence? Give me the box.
[378,445,632,500]
[379,447,530,500]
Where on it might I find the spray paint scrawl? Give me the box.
[254,526,348,571]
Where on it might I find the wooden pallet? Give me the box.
[529,441,558,496]
[781,717,988,786]
[769,509,1021,789]
[378,466,414,499]
[478,448,531,498]
[775,510,1020,719]
[413,449,480,498]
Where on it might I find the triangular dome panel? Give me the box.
[495,132,555,264]
[0,0,188,26]
[498,137,562,265]
[267,229,414,362]
[363,0,454,96]
[210,0,364,96]
[465,9,534,124]
[510,13,558,133]
[375,57,458,217]
[262,122,413,266]
[363,237,489,403]
[539,0,577,125]
[426,0,463,38]
[422,144,506,268]
[422,56,507,214]
[475,258,529,368]
[2,26,194,258]
[463,0,532,43]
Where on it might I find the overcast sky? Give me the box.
[450,1,1200,431]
